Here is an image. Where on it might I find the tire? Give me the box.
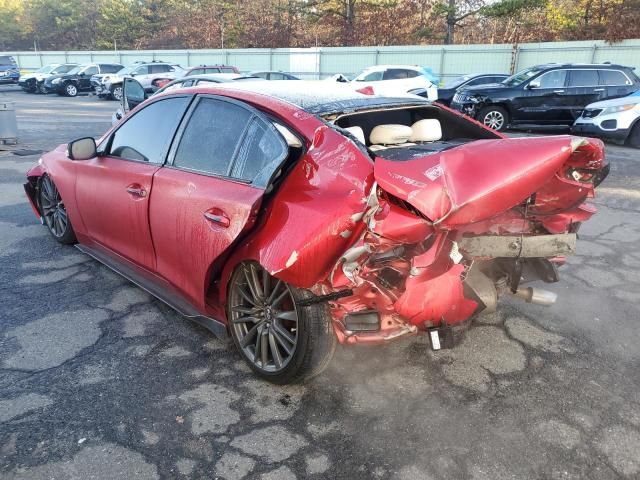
[38,175,77,245]
[627,122,640,149]
[37,82,47,94]
[110,84,123,101]
[228,262,336,384]
[64,82,78,97]
[478,106,509,132]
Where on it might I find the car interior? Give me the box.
[333,105,500,160]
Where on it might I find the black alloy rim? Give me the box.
[40,176,68,238]
[230,263,299,372]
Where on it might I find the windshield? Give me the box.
[444,75,472,89]
[502,67,546,86]
[117,65,137,75]
[55,65,76,74]
[36,65,56,74]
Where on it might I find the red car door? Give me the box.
[148,95,289,312]
[75,96,191,270]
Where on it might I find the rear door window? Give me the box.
[231,118,288,181]
[599,70,630,86]
[568,70,599,87]
[537,70,567,88]
[173,98,252,176]
[108,97,191,163]
[204,68,222,74]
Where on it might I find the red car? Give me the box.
[24,81,608,383]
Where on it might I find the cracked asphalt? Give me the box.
[1,85,640,479]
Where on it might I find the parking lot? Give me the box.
[1,85,640,479]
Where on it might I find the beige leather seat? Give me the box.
[369,124,413,148]
[344,126,366,145]
[409,119,442,142]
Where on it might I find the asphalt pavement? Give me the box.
[1,84,639,479]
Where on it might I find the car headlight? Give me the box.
[601,103,639,115]
[51,78,61,85]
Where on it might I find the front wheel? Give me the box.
[228,262,336,384]
[478,106,509,132]
[64,83,78,97]
[38,175,77,244]
[110,84,123,101]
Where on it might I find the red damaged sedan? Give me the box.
[24,81,608,383]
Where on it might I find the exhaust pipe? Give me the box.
[513,287,557,306]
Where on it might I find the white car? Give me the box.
[572,91,640,148]
[18,63,78,93]
[98,62,184,100]
[347,65,438,101]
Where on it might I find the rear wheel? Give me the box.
[478,106,509,132]
[38,175,77,244]
[228,262,336,384]
[627,122,640,149]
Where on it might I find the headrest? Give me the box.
[409,119,442,142]
[370,124,413,145]
[274,123,302,147]
[344,126,365,145]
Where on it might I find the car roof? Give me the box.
[362,65,423,72]
[534,63,632,70]
[202,80,429,115]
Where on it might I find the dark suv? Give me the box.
[43,63,124,96]
[450,63,640,131]
[0,55,20,85]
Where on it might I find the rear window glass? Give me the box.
[599,70,630,86]
[221,67,235,73]
[0,56,15,64]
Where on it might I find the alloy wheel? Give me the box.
[66,84,77,96]
[40,176,69,238]
[483,110,505,130]
[112,86,123,101]
[229,263,299,372]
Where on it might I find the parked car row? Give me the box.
[402,62,640,148]
[16,60,300,100]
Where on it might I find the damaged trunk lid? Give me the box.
[373,136,606,228]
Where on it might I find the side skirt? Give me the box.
[75,244,228,339]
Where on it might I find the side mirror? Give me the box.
[130,73,136,77]
[528,80,540,89]
[68,137,97,160]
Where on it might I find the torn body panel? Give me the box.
[303,135,607,345]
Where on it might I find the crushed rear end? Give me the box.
[316,135,607,347]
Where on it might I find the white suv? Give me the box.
[572,91,640,148]
[96,62,184,100]
[348,65,438,100]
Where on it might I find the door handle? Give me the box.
[553,90,565,93]
[126,184,147,197]
[203,210,230,228]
